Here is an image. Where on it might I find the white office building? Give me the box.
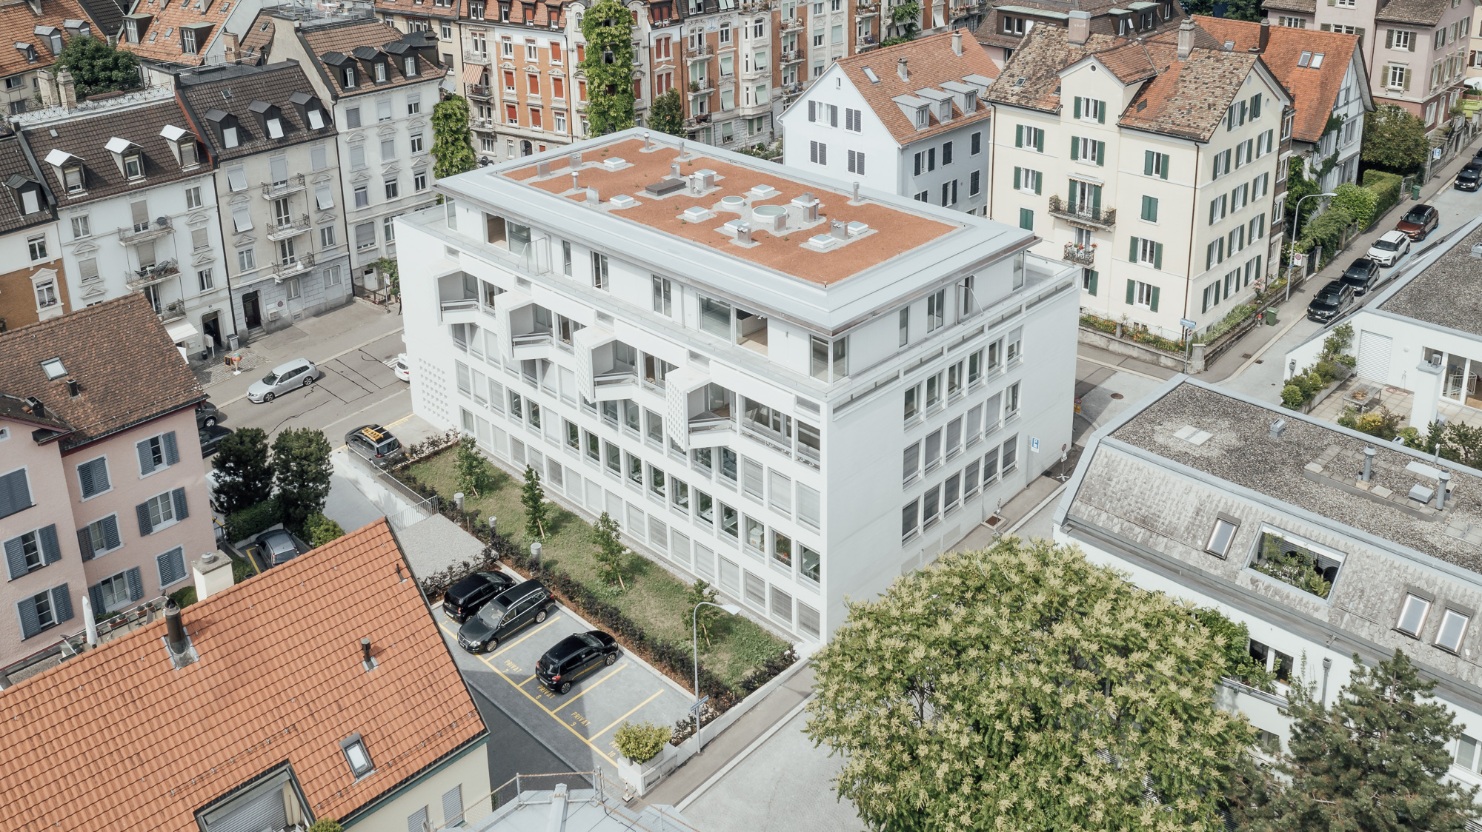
[398,129,1079,641]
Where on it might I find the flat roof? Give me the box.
[1109,381,1482,573]
[501,136,956,286]
[1378,219,1482,339]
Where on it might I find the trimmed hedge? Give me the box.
[224,497,280,543]
[1362,169,1405,221]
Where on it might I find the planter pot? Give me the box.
[617,747,674,798]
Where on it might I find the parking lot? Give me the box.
[433,587,694,773]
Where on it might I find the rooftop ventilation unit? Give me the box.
[1471,242,1482,259]
[536,160,550,176]
[569,151,583,167]
[830,220,848,240]
[847,220,870,237]
[682,205,712,222]
[749,184,779,199]
[792,192,820,222]
[695,169,717,190]
[602,157,626,171]
[720,194,747,212]
[670,161,682,179]
[608,193,638,209]
[1269,419,1286,439]
[584,187,600,205]
[733,222,752,244]
[645,178,687,196]
[754,204,787,232]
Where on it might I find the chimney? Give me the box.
[852,181,861,202]
[361,637,377,670]
[66,378,80,398]
[36,68,58,109]
[1068,10,1091,45]
[735,222,752,244]
[571,170,581,191]
[952,30,963,56]
[897,56,909,82]
[1437,471,1452,510]
[1176,17,1195,60]
[830,219,848,239]
[585,187,600,205]
[569,151,583,168]
[1257,18,1271,53]
[23,396,43,418]
[162,599,195,667]
[642,130,652,150]
[57,67,76,111]
[223,31,239,63]
[1269,418,1286,439]
[671,161,682,179]
[1361,446,1375,483]
[192,551,233,600]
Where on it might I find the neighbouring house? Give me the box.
[0,293,212,675]
[0,518,494,832]
[16,84,233,358]
[1196,17,1372,193]
[175,60,352,337]
[121,0,267,83]
[779,29,997,216]
[0,0,103,118]
[397,129,1079,642]
[986,18,1292,340]
[0,133,65,331]
[974,0,1187,69]
[1056,375,1482,794]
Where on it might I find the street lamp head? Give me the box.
[720,603,741,616]
[1319,191,1338,198]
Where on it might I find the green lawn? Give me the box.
[405,451,789,687]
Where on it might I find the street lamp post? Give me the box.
[691,600,741,754]
[1286,191,1338,303]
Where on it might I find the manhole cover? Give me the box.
[1240,353,1253,359]
[1110,392,1124,399]
[1255,359,1264,364]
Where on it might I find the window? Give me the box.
[903,442,920,483]
[80,515,121,559]
[1075,96,1104,123]
[1437,608,1470,653]
[591,252,609,289]
[186,186,202,209]
[70,215,90,239]
[137,432,179,475]
[1206,516,1238,557]
[1397,593,1431,637]
[354,185,369,208]
[898,308,909,346]
[27,236,46,261]
[1013,167,1042,194]
[652,276,672,315]
[414,171,428,192]
[847,149,865,174]
[198,268,214,291]
[1014,125,1045,152]
[342,735,374,778]
[1141,195,1159,223]
[18,587,69,637]
[384,178,399,200]
[926,289,945,332]
[1019,208,1034,232]
[1144,150,1169,180]
[237,248,256,272]
[809,140,827,165]
[1129,237,1163,269]
[320,225,337,249]
[356,222,375,250]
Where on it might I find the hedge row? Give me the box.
[225,497,280,543]
[1362,169,1405,222]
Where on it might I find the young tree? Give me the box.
[57,36,141,100]
[885,0,920,43]
[650,88,685,136]
[454,435,488,497]
[591,512,627,590]
[685,580,721,648]
[303,512,346,548]
[371,256,399,301]
[521,465,550,539]
[271,428,334,533]
[580,0,636,136]
[806,538,1256,832]
[1362,104,1430,175]
[212,428,274,515]
[432,95,478,179]
[1234,650,1478,831]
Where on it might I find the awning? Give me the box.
[461,63,485,85]
[166,319,199,344]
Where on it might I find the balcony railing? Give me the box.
[684,112,712,130]
[1063,242,1097,266]
[1048,195,1116,229]
[688,80,713,96]
[124,260,180,290]
[260,174,306,199]
[781,82,804,98]
[270,253,315,282]
[119,216,172,244]
[781,15,803,31]
[463,49,491,64]
[780,49,802,64]
[689,43,713,60]
[467,83,492,100]
[267,214,311,241]
[856,33,877,48]
[158,301,186,323]
[855,0,877,15]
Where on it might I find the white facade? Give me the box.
[1304,55,1370,194]
[398,129,1078,641]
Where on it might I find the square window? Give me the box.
[1206,516,1237,557]
[342,735,374,777]
[1397,593,1431,637]
[1437,609,1470,653]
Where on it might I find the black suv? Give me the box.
[1338,257,1381,296]
[1307,280,1355,324]
[1458,164,1481,192]
[536,631,622,694]
[345,424,405,468]
[442,571,517,623]
[457,580,556,653]
[196,400,220,428]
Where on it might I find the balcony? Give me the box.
[124,260,180,290]
[260,174,306,200]
[269,253,315,283]
[688,79,713,97]
[780,49,802,64]
[463,49,491,64]
[119,216,173,244]
[1048,195,1117,230]
[684,112,712,131]
[780,15,803,31]
[157,300,186,324]
[685,385,736,449]
[781,82,804,99]
[267,214,311,241]
[467,83,493,100]
[855,33,877,49]
[855,0,877,15]
[472,117,496,131]
[689,43,712,60]
[1062,242,1097,266]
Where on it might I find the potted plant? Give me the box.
[614,721,673,797]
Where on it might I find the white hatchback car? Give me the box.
[393,353,410,382]
[1366,230,1411,267]
[247,358,322,403]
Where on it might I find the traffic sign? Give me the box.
[1179,318,1197,332]
[689,695,710,715]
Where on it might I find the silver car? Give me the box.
[247,358,321,403]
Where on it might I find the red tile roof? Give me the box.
[1193,16,1360,144]
[374,0,462,20]
[119,0,234,64]
[300,18,443,98]
[0,519,486,832]
[834,29,999,146]
[0,0,91,79]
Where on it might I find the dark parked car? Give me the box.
[536,631,622,694]
[1396,204,1439,240]
[1338,257,1381,296]
[196,400,220,428]
[254,528,308,568]
[1457,166,1481,192]
[457,580,556,653]
[442,571,517,623]
[1307,280,1356,323]
[345,424,405,468]
[199,424,232,457]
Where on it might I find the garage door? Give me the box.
[1357,331,1393,383]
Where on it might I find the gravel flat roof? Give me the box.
[1379,222,1482,339]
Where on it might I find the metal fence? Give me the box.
[432,771,701,832]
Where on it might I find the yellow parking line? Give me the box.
[489,614,564,657]
[591,690,666,740]
[549,662,629,713]
[438,620,618,768]
[385,413,414,428]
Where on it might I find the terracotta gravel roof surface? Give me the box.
[20,98,204,207]
[300,18,442,98]
[1194,16,1359,144]
[506,138,959,285]
[0,519,486,832]
[1375,0,1450,26]
[0,293,201,451]
[834,29,998,146]
[119,0,235,64]
[0,0,91,79]
[0,134,53,235]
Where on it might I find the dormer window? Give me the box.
[307,108,325,129]
[403,56,417,76]
[964,90,977,111]
[251,100,287,141]
[205,109,241,150]
[223,126,238,147]
[266,116,283,138]
[105,137,145,180]
[290,91,328,131]
[7,175,43,214]
[937,100,951,122]
[15,43,37,63]
[124,153,143,179]
[63,165,84,193]
[915,105,928,128]
[34,26,62,56]
[124,14,150,43]
[344,65,356,88]
[374,61,388,83]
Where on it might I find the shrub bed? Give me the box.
[224,497,280,543]
[1281,325,1357,410]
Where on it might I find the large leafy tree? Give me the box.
[1362,104,1429,175]
[271,428,334,533]
[57,36,140,100]
[649,88,684,136]
[432,95,477,179]
[1233,650,1477,831]
[1179,0,1260,21]
[212,427,273,515]
[581,0,636,136]
[807,538,1256,832]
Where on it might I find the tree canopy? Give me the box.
[57,36,141,100]
[580,0,636,136]
[271,428,334,533]
[432,95,478,179]
[1232,650,1477,831]
[1362,104,1429,175]
[212,428,273,516]
[649,88,684,136]
[807,538,1256,832]
[1179,0,1261,21]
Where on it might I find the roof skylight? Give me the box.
[41,357,65,379]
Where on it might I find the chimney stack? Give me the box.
[852,181,861,202]
[1362,446,1375,482]
[830,219,848,240]
[164,600,188,656]
[897,57,909,82]
[671,161,682,179]
[1269,418,1286,439]
[66,378,80,398]
[735,222,752,244]
[1437,471,1452,510]
[1257,18,1271,53]
[57,68,76,111]
[1068,10,1091,45]
[585,187,600,205]
[24,396,43,418]
[361,637,376,670]
[571,170,581,191]
[224,31,239,63]
[952,30,963,56]
[36,68,58,109]
[569,151,582,168]
[1176,17,1195,60]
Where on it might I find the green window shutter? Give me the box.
[1013,167,1021,190]
[1019,208,1033,231]
[1149,286,1161,312]
[1074,97,1082,119]
[1125,279,1136,304]
[1159,154,1169,180]
[1034,174,1042,196]
[1129,237,1139,262]
[1385,28,1393,48]
[1144,150,1153,176]
[1015,125,1024,147]
[1091,184,1101,212]
[1098,102,1106,124]
[1251,95,1261,119]
[1209,200,1217,225]
[1201,286,1209,314]
[1035,130,1044,152]
[1088,270,1098,296]
[1403,68,1411,90]
[1321,23,1331,30]
[1153,243,1164,270]
[1142,195,1157,222]
[1071,138,1079,161]
[1095,141,1105,165]
[1407,34,1413,52]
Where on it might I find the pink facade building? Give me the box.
[0,294,214,676]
